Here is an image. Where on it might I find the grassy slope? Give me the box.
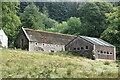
[0,49,118,78]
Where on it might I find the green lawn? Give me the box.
[0,49,118,78]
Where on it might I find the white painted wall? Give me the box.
[0,29,8,48]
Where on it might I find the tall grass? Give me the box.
[0,49,118,78]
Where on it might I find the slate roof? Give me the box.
[65,36,115,47]
[22,27,76,45]
[80,36,115,47]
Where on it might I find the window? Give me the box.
[74,48,76,50]
[104,51,106,54]
[107,51,109,54]
[77,48,80,50]
[85,46,89,50]
[81,47,83,50]
[97,50,100,54]
[110,52,112,54]
[36,43,38,45]
[101,50,103,53]
[97,50,100,53]
[51,50,54,52]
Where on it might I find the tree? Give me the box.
[19,2,31,13]
[64,17,81,35]
[20,3,56,30]
[0,2,2,29]
[20,3,45,30]
[2,2,21,47]
[78,2,114,37]
[47,17,81,35]
[47,21,68,33]
[101,6,120,54]
[34,2,80,22]
[41,14,56,29]
[42,5,49,17]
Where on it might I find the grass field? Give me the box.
[0,49,118,78]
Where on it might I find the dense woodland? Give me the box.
[1,2,120,58]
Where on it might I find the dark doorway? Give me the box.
[21,39,24,47]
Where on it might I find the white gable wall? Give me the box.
[0,29,8,48]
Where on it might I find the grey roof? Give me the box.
[80,36,115,47]
[23,28,76,45]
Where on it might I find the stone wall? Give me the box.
[65,37,94,52]
[65,37,94,58]
[15,29,29,50]
[29,41,65,52]
[94,45,115,60]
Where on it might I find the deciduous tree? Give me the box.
[2,2,21,47]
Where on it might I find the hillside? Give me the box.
[0,49,118,78]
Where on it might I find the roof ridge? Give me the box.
[80,36,114,47]
[23,27,76,37]
[80,35,98,39]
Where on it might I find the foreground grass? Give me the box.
[0,49,118,78]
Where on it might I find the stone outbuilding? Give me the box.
[65,36,116,60]
[0,29,8,48]
[15,27,75,52]
[15,27,116,60]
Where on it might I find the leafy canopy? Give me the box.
[2,2,21,47]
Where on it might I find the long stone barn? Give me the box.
[15,27,76,52]
[15,27,116,60]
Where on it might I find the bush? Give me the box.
[104,61,110,65]
[116,64,119,67]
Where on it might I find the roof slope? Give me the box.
[23,28,76,45]
[80,36,115,47]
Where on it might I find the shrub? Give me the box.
[67,68,72,76]
[116,64,119,67]
[104,61,110,65]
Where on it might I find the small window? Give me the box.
[104,51,106,54]
[51,50,54,52]
[107,51,109,54]
[77,48,80,50]
[85,46,89,49]
[74,48,76,50]
[101,50,103,53]
[36,43,38,45]
[81,47,83,50]
[110,52,112,54]
[97,50,100,53]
